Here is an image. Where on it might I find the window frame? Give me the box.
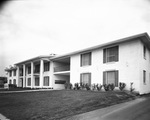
[143,70,146,85]
[103,70,119,87]
[43,76,49,86]
[80,73,91,85]
[144,45,146,59]
[103,46,119,63]
[80,52,92,67]
[44,62,50,72]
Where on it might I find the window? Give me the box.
[27,78,31,86]
[43,76,49,86]
[55,80,66,84]
[103,46,119,63]
[13,79,16,84]
[144,46,146,59]
[34,64,40,73]
[44,62,50,72]
[103,70,118,87]
[80,73,91,85]
[13,70,16,76]
[143,70,146,85]
[9,80,12,84]
[19,68,23,76]
[35,77,39,86]
[9,71,12,77]
[81,52,91,66]
[28,66,31,74]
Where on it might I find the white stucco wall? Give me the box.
[70,39,143,93]
[138,41,150,94]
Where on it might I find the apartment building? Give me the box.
[5,33,150,94]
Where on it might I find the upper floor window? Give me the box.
[81,52,91,66]
[34,64,40,73]
[144,45,146,59]
[13,70,16,76]
[9,71,12,77]
[44,62,50,72]
[103,46,119,63]
[28,66,31,74]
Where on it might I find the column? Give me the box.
[31,62,34,88]
[23,64,26,88]
[40,59,44,88]
[16,66,19,87]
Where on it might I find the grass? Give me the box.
[0,90,136,120]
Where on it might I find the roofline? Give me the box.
[15,55,54,65]
[51,32,150,60]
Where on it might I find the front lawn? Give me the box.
[0,90,135,120]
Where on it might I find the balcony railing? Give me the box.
[54,65,70,72]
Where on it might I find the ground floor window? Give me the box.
[103,70,118,87]
[13,79,16,84]
[35,77,39,86]
[43,76,49,86]
[27,78,31,86]
[80,73,91,85]
[55,80,66,84]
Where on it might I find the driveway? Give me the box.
[64,96,150,120]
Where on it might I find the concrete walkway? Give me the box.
[64,97,146,120]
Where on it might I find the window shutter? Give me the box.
[89,53,91,65]
[115,46,119,62]
[103,71,106,85]
[80,74,82,84]
[89,73,91,85]
[103,49,106,63]
[115,70,119,87]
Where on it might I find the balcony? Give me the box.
[54,65,70,72]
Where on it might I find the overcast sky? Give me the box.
[0,0,150,76]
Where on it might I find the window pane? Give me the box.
[44,77,49,86]
[35,77,39,86]
[80,73,91,85]
[28,78,31,86]
[107,71,115,84]
[104,46,118,63]
[44,62,50,72]
[81,52,91,66]
[13,79,16,84]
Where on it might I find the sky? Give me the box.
[0,0,150,76]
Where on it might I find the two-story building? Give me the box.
[5,32,150,94]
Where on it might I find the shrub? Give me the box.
[74,83,80,90]
[85,84,90,91]
[65,83,73,90]
[109,83,115,91]
[9,84,17,88]
[130,82,135,92]
[92,84,96,90]
[103,84,109,91]
[96,84,103,91]
[119,82,126,91]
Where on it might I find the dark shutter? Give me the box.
[80,74,82,84]
[115,70,119,87]
[89,73,91,85]
[103,71,106,85]
[115,46,119,62]
[80,54,82,67]
[103,49,106,63]
[89,52,92,65]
